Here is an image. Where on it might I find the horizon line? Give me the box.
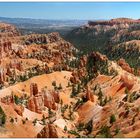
[0,16,139,21]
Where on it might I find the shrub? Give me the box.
[76,123,84,131]
[48,108,54,118]
[115,127,120,135]
[0,106,6,126]
[20,75,28,82]
[125,88,129,95]
[110,114,116,124]
[14,95,20,105]
[68,130,80,137]
[85,120,93,134]
[25,117,28,121]
[71,84,78,97]
[10,117,14,123]
[64,126,67,132]
[32,118,38,126]
[99,125,112,138]
[41,114,46,125]
[22,119,26,124]
[74,98,84,110]
[52,81,56,87]
[61,104,68,114]
[58,83,62,90]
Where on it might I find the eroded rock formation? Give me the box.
[28,83,44,113]
[118,58,134,74]
[42,89,57,110]
[37,123,58,138]
[90,51,108,62]
[88,18,140,26]
[85,86,94,102]
[28,83,59,113]
[0,67,6,84]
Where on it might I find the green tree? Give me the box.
[125,88,129,95]
[48,108,54,118]
[25,117,28,121]
[77,83,81,93]
[22,119,26,124]
[71,84,77,97]
[99,125,112,138]
[98,88,103,106]
[41,114,46,125]
[85,120,93,134]
[67,82,71,87]
[0,106,6,126]
[103,96,108,105]
[20,75,28,82]
[32,118,38,126]
[64,126,67,132]
[10,117,14,123]
[115,127,120,135]
[52,81,56,87]
[110,114,116,124]
[14,95,20,105]
[58,83,62,90]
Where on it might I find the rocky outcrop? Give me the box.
[1,94,14,104]
[1,94,24,116]
[88,18,140,26]
[79,55,87,67]
[24,34,47,45]
[27,83,44,113]
[47,32,61,43]
[118,58,134,74]
[27,96,36,112]
[66,17,140,71]
[0,22,20,38]
[51,90,60,103]
[30,83,39,96]
[28,83,59,113]
[0,67,6,84]
[42,89,57,110]
[70,71,80,84]
[90,52,108,62]
[85,86,94,102]
[70,52,108,84]
[9,60,23,71]
[37,123,58,138]
[120,74,136,90]
[24,32,61,45]
[13,104,24,116]
[0,40,12,58]
[27,93,44,114]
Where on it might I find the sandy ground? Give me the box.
[0,71,72,98]
[0,102,44,138]
[0,71,72,138]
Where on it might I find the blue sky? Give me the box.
[0,2,140,20]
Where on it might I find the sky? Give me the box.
[0,2,140,20]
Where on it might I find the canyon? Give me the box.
[0,19,140,138]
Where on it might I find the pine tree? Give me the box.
[10,117,14,123]
[41,114,46,125]
[0,106,6,126]
[77,83,81,93]
[32,118,37,126]
[58,83,62,90]
[110,114,116,124]
[64,126,67,132]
